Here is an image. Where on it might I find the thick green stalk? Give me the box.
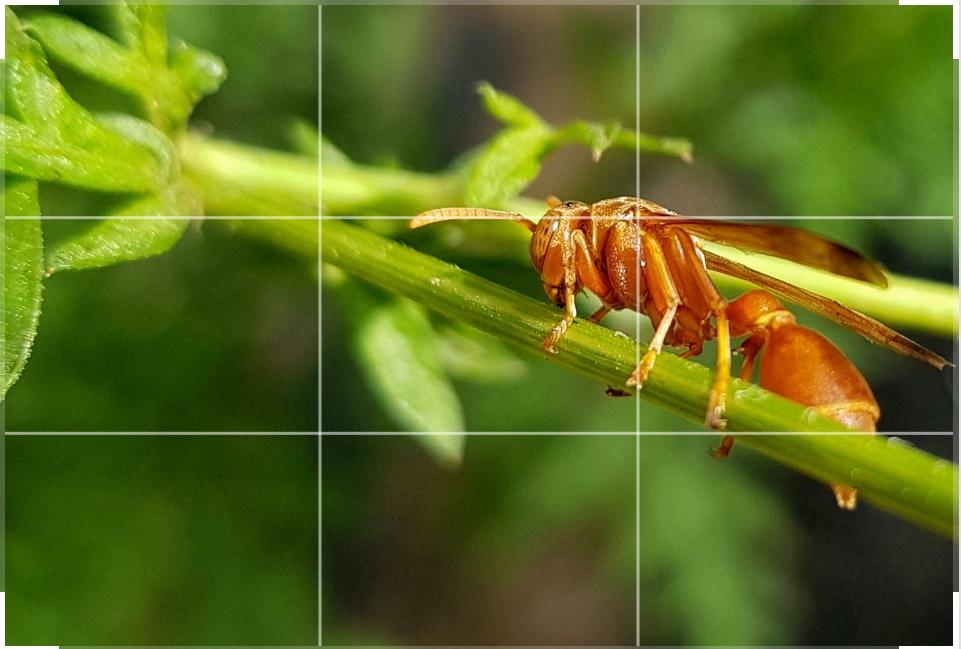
[322,220,956,538]
[736,435,956,538]
[180,133,319,216]
[226,219,318,258]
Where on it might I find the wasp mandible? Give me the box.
[411,197,949,429]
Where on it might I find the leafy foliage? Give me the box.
[2,177,44,395]
[3,10,165,192]
[24,7,224,134]
[1,4,224,398]
[350,284,466,445]
[45,218,190,273]
[465,83,691,207]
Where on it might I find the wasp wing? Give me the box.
[703,250,949,369]
[663,220,888,287]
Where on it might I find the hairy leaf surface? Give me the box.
[2,177,44,397]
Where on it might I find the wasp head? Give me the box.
[529,199,590,304]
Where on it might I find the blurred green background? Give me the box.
[321,4,956,646]
[4,4,320,646]
[5,435,318,645]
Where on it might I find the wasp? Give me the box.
[411,197,949,430]
[721,289,880,508]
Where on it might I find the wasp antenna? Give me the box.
[410,207,536,232]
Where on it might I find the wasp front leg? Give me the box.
[543,282,577,353]
[543,229,614,353]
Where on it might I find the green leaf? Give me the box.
[351,291,466,460]
[24,13,151,99]
[435,322,526,383]
[2,176,44,397]
[464,126,554,208]
[2,9,165,192]
[413,434,466,467]
[127,5,167,63]
[464,84,692,206]
[45,187,196,273]
[555,119,623,162]
[95,112,178,178]
[44,218,188,273]
[476,81,546,128]
[321,136,352,168]
[24,9,225,133]
[288,120,320,158]
[616,128,693,163]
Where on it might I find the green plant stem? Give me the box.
[321,160,547,218]
[613,129,694,163]
[180,133,319,216]
[322,164,461,216]
[226,219,318,258]
[180,134,957,338]
[324,221,836,433]
[736,435,956,538]
[322,219,956,538]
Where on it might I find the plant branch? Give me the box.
[180,134,958,340]
[179,133,319,216]
[322,219,956,538]
[735,435,956,538]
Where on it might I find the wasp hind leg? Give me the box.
[588,305,612,323]
[830,484,858,510]
[705,310,732,430]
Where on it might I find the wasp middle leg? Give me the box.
[661,227,732,430]
[626,232,681,389]
[543,228,614,353]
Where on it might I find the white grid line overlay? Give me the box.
[6,215,956,221]
[3,430,955,436]
[633,5,643,645]
[318,4,325,645]
[2,2,958,647]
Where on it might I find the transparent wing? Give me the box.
[665,220,888,287]
[703,250,949,369]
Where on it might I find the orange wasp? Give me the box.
[722,289,881,508]
[411,197,949,429]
